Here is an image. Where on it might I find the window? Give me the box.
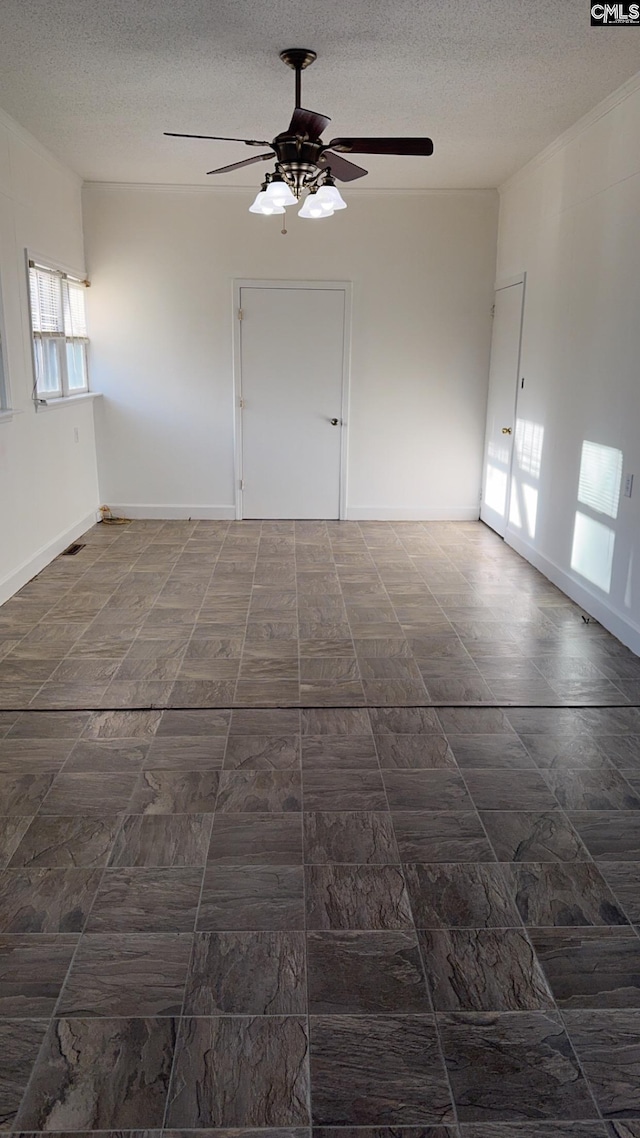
[28,260,89,399]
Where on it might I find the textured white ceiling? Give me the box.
[0,0,639,188]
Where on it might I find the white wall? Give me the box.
[82,186,498,519]
[497,74,640,654]
[0,109,100,604]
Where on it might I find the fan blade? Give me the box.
[288,106,331,140]
[328,137,434,156]
[165,132,272,147]
[316,151,368,182]
[207,153,274,175]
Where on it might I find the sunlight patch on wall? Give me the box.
[578,441,623,519]
[509,484,521,530]
[487,439,511,465]
[508,419,544,538]
[485,438,511,515]
[509,478,539,538]
[571,511,616,594]
[485,464,508,515]
[515,419,544,479]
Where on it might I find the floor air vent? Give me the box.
[61,543,85,556]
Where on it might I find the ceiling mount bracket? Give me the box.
[279,49,317,71]
[279,48,317,107]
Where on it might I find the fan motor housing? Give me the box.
[273,135,323,165]
[273,135,324,194]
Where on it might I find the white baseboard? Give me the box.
[0,510,100,607]
[105,504,237,520]
[506,529,640,658]
[107,505,480,523]
[345,507,481,521]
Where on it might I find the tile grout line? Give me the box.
[333,522,365,707]
[400,523,491,707]
[377,691,461,1131]
[432,714,502,870]
[2,522,640,1130]
[231,520,259,707]
[344,521,390,705]
[554,1004,610,1124]
[171,523,235,708]
[299,715,313,1128]
[35,533,175,707]
[372,707,458,1126]
[3,701,640,715]
[159,696,228,1131]
[8,744,154,1131]
[92,550,174,690]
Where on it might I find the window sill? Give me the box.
[35,392,102,413]
[0,409,19,425]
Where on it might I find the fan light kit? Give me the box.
[165,49,434,228]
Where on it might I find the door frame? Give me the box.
[481,271,527,535]
[232,279,353,521]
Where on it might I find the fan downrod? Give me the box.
[280,49,317,107]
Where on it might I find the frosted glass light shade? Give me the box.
[249,190,285,215]
[249,190,267,213]
[265,179,297,207]
[298,192,334,218]
[316,184,347,210]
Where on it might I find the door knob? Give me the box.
[330,418,340,426]
[502,427,513,435]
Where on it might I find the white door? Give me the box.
[238,285,347,519]
[480,280,525,536]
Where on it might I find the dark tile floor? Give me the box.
[0,519,638,708]
[0,703,638,1131]
[1,520,639,1133]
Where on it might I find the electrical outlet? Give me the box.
[624,474,634,498]
[73,427,80,444]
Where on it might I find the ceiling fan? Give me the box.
[165,49,434,218]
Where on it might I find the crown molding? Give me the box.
[82,180,496,198]
[0,105,82,188]
[499,67,640,194]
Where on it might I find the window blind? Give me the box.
[64,278,88,339]
[29,265,65,336]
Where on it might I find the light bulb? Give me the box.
[265,178,297,207]
[316,184,347,211]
